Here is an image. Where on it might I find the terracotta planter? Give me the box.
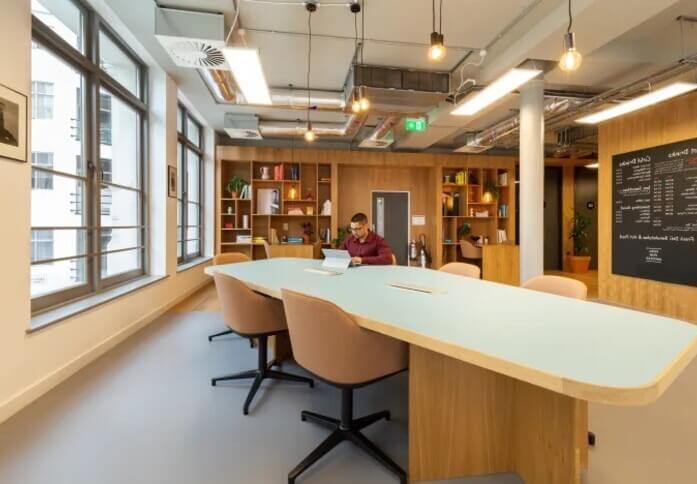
[229,191,239,199]
[567,255,591,273]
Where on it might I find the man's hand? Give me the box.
[351,256,362,265]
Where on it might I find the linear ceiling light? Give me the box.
[222,48,272,105]
[576,82,697,124]
[451,68,542,116]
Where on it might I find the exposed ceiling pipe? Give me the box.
[369,116,400,140]
[545,53,697,129]
[199,69,345,110]
[458,98,573,152]
[259,112,368,138]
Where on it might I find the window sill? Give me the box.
[177,256,212,273]
[29,275,169,334]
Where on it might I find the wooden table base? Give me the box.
[409,345,587,484]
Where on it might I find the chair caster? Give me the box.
[211,379,217,387]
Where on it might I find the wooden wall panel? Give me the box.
[561,165,575,271]
[338,165,436,259]
[598,92,697,324]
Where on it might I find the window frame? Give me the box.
[30,0,149,314]
[177,104,204,265]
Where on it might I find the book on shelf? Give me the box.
[239,184,251,200]
[498,204,508,218]
[270,228,280,244]
[496,229,508,244]
[237,235,253,243]
[498,172,508,186]
[286,237,304,245]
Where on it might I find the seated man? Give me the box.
[339,212,394,265]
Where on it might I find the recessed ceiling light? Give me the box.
[222,48,272,105]
[451,68,542,116]
[576,82,697,124]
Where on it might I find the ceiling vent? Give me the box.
[224,114,262,140]
[155,7,228,70]
[359,131,395,149]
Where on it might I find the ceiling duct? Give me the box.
[224,113,262,140]
[454,98,573,153]
[155,7,228,70]
[346,64,450,113]
[259,113,368,138]
[199,68,344,110]
[359,116,399,149]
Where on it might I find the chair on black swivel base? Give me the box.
[208,252,251,342]
[281,288,408,484]
[211,273,314,415]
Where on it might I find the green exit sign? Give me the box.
[405,117,427,132]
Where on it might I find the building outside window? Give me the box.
[31,81,54,119]
[177,104,203,264]
[30,0,147,313]
[31,152,54,189]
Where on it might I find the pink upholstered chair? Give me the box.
[459,239,483,260]
[208,252,252,342]
[262,239,273,259]
[211,274,314,415]
[522,275,588,300]
[439,262,481,279]
[281,289,407,484]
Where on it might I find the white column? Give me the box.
[519,79,545,284]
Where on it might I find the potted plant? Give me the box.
[226,175,247,199]
[333,225,351,248]
[457,222,471,239]
[567,212,592,273]
[300,221,314,244]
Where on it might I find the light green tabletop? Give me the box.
[205,258,697,405]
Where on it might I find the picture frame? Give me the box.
[0,83,28,163]
[168,165,177,198]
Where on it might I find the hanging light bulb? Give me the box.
[429,31,445,62]
[559,32,582,72]
[304,121,316,142]
[351,91,361,113]
[359,89,370,111]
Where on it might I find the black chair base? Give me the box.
[208,328,233,341]
[211,334,313,415]
[208,328,255,348]
[289,388,406,484]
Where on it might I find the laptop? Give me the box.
[304,249,353,275]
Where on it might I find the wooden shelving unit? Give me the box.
[217,159,334,260]
[439,165,515,266]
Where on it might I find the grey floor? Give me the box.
[0,311,521,484]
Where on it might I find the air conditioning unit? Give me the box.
[224,114,262,140]
[155,7,228,70]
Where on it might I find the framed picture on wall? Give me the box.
[0,83,27,163]
[168,165,177,198]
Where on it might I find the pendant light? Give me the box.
[559,0,582,72]
[351,4,363,113]
[428,0,445,62]
[305,2,316,142]
[353,0,369,111]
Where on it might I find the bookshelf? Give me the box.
[439,165,515,266]
[217,159,334,260]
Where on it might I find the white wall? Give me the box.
[0,0,212,424]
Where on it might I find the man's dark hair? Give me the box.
[350,212,368,224]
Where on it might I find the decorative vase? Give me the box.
[303,234,310,244]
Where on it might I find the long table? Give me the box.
[205,258,697,483]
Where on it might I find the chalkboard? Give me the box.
[613,138,697,287]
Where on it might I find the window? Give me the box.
[31,81,54,119]
[100,93,111,145]
[177,105,204,264]
[31,0,147,313]
[31,152,54,189]
[31,230,54,261]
